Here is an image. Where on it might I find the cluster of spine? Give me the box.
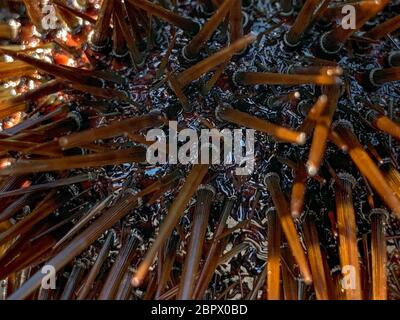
[0,0,399,300]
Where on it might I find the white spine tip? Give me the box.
[249,31,259,40]
[131,276,141,287]
[307,163,318,177]
[297,133,307,145]
[291,210,300,218]
[304,276,313,285]
[319,95,328,103]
